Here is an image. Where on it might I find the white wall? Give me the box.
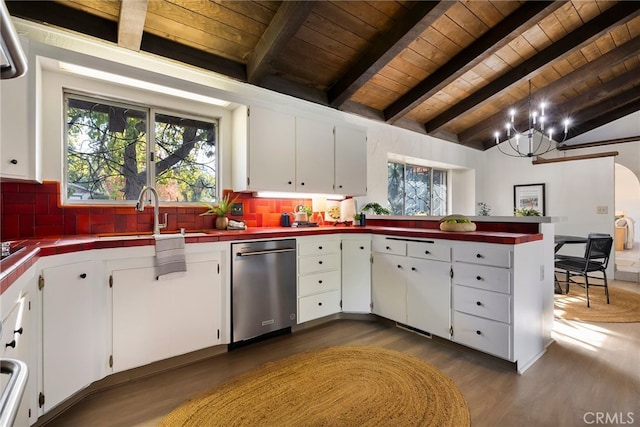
[615,163,640,246]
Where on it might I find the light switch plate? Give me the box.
[231,202,244,216]
[596,206,608,214]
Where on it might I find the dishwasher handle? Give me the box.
[236,248,296,257]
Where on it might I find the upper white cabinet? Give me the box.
[334,125,367,196]
[232,105,367,195]
[245,105,296,192]
[0,37,40,182]
[295,116,334,193]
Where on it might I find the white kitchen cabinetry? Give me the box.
[1,265,36,426]
[296,116,335,193]
[297,236,342,323]
[371,236,452,337]
[41,260,104,413]
[111,258,221,373]
[452,240,547,373]
[334,125,367,196]
[340,235,371,313]
[406,241,452,339]
[232,105,367,195]
[0,37,40,181]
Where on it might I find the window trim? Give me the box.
[387,160,449,216]
[63,90,220,206]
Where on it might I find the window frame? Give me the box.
[387,160,449,216]
[63,90,220,206]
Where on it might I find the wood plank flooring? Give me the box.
[42,281,640,427]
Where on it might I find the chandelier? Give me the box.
[494,81,570,158]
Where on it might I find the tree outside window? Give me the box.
[387,161,447,216]
[65,94,218,203]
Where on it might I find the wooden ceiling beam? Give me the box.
[384,1,564,124]
[6,1,118,43]
[424,1,640,135]
[477,69,640,150]
[118,0,149,51]
[463,37,640,148]
[327,1,453,108]
[563,88,640,141]
[247,1,316,85]
[140,33,246,82]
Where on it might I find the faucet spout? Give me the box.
[135,186,167,235]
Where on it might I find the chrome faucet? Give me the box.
[135,186,167,235]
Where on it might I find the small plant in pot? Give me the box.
[201,194,239,230]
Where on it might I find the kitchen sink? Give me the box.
[97,232,210,241]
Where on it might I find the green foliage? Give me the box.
[514,207,541,216]
[477,202,491,216]
[66,96,217,203]
[200,194,239,217]
[361,202,391,215]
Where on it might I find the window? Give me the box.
[387,161,448,216]
[65,93,218,203]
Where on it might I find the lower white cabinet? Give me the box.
[41,260,104,413]
[111,260,221,373]
[341,236,371,313]
[297,236,342,323]
[371,252,407,323]
[1,274,36,426]
[371,236,452,338]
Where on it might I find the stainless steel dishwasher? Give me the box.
[231,239,297,346]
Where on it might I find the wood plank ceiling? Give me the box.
[8,0,640,151]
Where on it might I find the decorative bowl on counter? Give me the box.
[439,214,476,232]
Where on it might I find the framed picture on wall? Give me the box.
[513,183,546,215]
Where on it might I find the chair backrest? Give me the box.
[582,233,611,258]
[585,236,613,268]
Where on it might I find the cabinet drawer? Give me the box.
[372,236,406,256]
[407,241,451,262]
[453,311,512,360]
[299,270,341,297]
[453,285,511,323]
[453,262,511,294]
[298,290,341,323]
[454,243,511,268]
[299,253,341,275]
[298,239,340,256]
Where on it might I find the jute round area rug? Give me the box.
[159,346,470,427]
[554,285,640,323]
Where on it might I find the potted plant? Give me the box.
[201,194,239,230]
[514,207,541,216]
[360,202,391,215]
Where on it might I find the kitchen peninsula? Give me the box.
[1,216,554,425]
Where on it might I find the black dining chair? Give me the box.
[554,235,613,307]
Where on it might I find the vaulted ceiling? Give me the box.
[7,0,640,151]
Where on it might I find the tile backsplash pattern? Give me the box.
[1,182,310,239]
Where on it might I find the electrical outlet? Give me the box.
[596,206,608,214]
[231,202,244,216]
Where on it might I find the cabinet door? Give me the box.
[42,261,102,412]
[0,72,35,180]
[406,258,451,338]
[112,260,221,372]
[247,105,296,191]
[371,253,406,323]
[334,125,367,196]
[296,116,334,193]
[341,239,371,313]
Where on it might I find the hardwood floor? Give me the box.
[42,281,640,427]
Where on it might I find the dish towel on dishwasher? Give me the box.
[154,234,187,280]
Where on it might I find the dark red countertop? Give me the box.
[0,226,542,295]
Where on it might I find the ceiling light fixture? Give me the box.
[494,80,570,158]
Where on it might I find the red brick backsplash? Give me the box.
[1,181,312,239]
